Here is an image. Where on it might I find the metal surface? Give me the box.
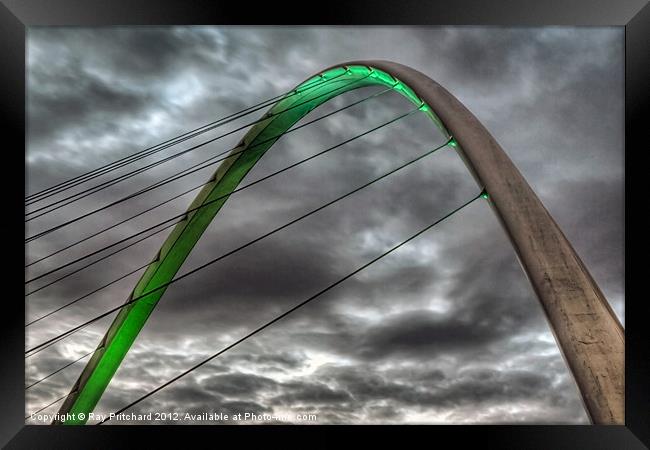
[55,61,623,425]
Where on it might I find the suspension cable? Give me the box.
[25,221,178,296]
[26,185,201,268]
[25,72,344,204]
[25,77,378,241]
[25,106,415,289]
[26,137,452,327]
[25,75,369,220]
[26,264,149,327]
[25,132,450,357]
[25,87,392,263]
[97,190,485,424]
[25,314,113,359]
[25,394,67,420]
[25,351,93,390]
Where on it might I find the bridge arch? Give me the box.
[56,60,623,425]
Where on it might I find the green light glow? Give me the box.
[59,65,452,424]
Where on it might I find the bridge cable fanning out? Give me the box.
[26,136,462,418]
[25,123,451,358]
[25,71,346,204]
[97,190,484,424]
[25,351,93,390]
[25,85,392,261]
[25,394,68,421]
[25,186,483,418]
[25,74,365,221]
[25,76,375,241]
[26,135,453,328]
[25,99,411,291]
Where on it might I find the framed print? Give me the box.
[2,0,648,448]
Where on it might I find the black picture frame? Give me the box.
[2,1,647,448]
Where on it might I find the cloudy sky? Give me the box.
[24,26,624,425]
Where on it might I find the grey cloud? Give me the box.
[25,26,620,425]
[354,310,510,360]
[271,381,354,406]
[203,373,279,397]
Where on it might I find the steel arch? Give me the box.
[55,61,623,425]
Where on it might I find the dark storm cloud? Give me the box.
[354,309,513,360]
[313,364,556,409]
[25,26,621,425]
[270,381,354,406]
[28,71,152,142]
[203,373,280,397]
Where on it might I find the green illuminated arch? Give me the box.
[56,64,451,424]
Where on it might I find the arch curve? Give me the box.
[56,61,623,425]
